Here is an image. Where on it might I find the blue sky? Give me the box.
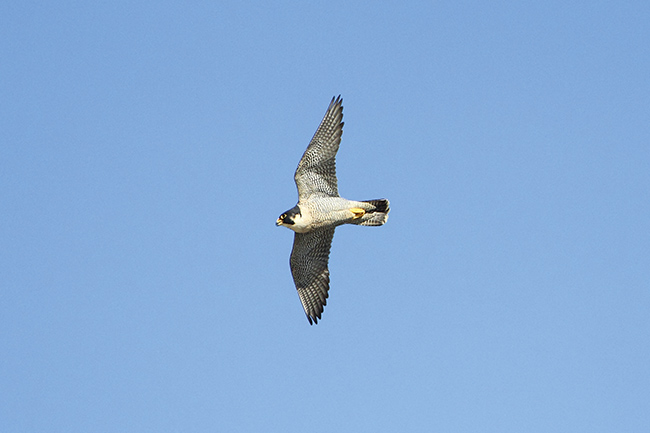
[2,1,649,431]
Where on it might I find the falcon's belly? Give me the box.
[294,197,362,232]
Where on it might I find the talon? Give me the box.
[350,207,365,219]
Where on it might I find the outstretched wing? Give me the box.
[294,96,344,201]
[290,228,335,325]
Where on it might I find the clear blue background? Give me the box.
[2,1,649,431]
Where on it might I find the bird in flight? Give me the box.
[276,96,390,324]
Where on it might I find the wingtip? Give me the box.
[330,94,343,108]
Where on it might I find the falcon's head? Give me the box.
[276,205,301,228]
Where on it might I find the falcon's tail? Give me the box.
[353,199,390,226]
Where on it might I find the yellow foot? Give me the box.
[350,207,366,219]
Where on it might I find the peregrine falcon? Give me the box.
[276,96,390,324]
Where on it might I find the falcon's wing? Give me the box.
[294,96,344,201]
[290,228,335,325]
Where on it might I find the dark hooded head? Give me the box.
[276,205,301,227]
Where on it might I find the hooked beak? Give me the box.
[276,218,283,226]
